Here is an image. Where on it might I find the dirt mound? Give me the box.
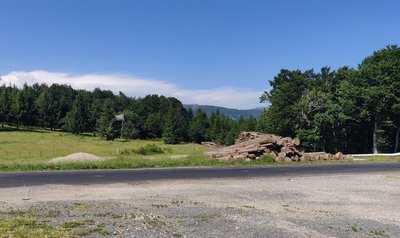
[49,152,104,163]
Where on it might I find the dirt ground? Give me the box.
[0,172,399,237]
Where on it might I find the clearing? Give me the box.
[0,129,399,172]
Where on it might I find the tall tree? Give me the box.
[36,84,75,130]
[163,98,189,144]
[260,69,314,137]
[63,91,92,134]
[358,45,400,153]
[17,83,38,128]
[189,109,209,143]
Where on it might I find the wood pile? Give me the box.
[204,131,352,162]
[201,142,222,149]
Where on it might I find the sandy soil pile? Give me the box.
[49,152,104,163]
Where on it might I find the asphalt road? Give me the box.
[0,162,399,188]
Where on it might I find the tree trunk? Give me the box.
[373,114,379,154]
[395,126,400,153]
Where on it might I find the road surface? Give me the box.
[0,162,399,188]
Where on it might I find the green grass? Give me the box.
[353,155,400,163]
[0,128,194,161]
[1,128,397,172]
[0,212,107,238]
[0,129,278,172]
[0,218,75,238]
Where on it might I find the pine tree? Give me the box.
[63,92,91,134]
[189,109,209,143]
[17,83,38,128]
[163,104,189,144]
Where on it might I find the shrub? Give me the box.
[259,154,275,164]
[119,148,132,155]
[133,144,165,155]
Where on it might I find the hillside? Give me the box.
[184,104,264,120]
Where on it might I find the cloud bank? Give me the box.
[0,71,263,109]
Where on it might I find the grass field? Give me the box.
[1,129,399,172]
[0,129,277,172]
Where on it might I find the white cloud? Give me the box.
[0,70,263,109]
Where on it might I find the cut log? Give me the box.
[284,157,292,163]
[278,151,286,158]
[268,151,278,159]
[292,138,300,146]
[334,152,343,160]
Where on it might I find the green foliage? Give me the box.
[63,91,93,134]
[259,154,275,164]
[163,101,189,144]
[1,80,263,146]
[0,218,74,237]
[260,45,400,153]
[296,129,321,152]
[189,109,209,143]
[133,144,166,155]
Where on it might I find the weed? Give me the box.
[351,224,362,232]
[112,213,139,219]
[370,230,389,237]
[194,213,221,222]
[152,204,168,209]
[0,218,73,237]
[73,203,94,212]
[94,212,111,217]
[75,227,109,236]
[61,219,93,229]
[133,144,166,155]
[171,200,184,205]
[189,201,205,206]
[44,210,62,218]
[258,154,275,164]
[0,209,27,216]
[96,222,111,228]
[143,215,165,228]
[119,148,133,155]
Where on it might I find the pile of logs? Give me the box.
[204,131,352,162]
[201,142,222,149]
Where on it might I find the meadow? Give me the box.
[0,129,277,172]
[1,129,398,172]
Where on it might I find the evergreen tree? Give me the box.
[17,83,38,128]
[63,91,92,134]
[163,103,189,144]
[189,109,209,143]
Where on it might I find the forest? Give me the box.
[0,83,259,146]
[260,45,400,154]
[1,45,399,154]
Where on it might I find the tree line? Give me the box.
[0,83,260,145]
[2,45,397,153]
[260,45,400,154]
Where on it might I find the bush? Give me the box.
[259,154,275,164]
[133,144,166,155]
[119,148,133,155]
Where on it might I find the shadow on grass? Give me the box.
[0,126,97,137]
[0,126,48,133]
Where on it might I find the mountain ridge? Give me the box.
[184,104,264,120]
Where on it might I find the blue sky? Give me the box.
[1,0,399,108]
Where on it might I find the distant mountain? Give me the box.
[184,104,264,120]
